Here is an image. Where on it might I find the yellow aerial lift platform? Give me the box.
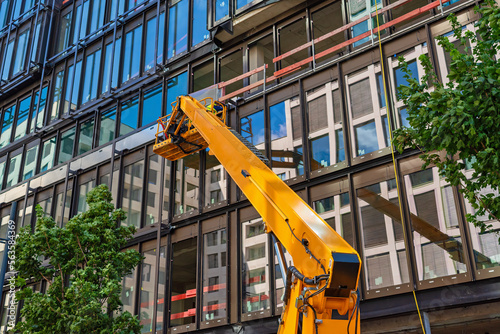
[153,95,361,334]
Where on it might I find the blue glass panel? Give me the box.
[82,50,101,104]
[158,12,165,63]
[352,20,369,47]
[142,85,162,126]
[99,108,116,146]
[237,0,253,9]
[336,129,345,163]
[296,146,304,175]
[145,17,157,71]
[382,115,390,147]
[51,70,64,121]
[79,0,90,39]
[6,152,22,188]
[102,42,113,94]
[0,105,14,148]
[270,101,287,140]
[90,0,105,33]
[33,87,48,131]
[73,4,82,44]
[1,40,13,80]
[240,110,265,146]
[123,25,143,82]
[110,0,126,20]
[192,0,209,47]
[395,60,418,97]
[14,96,31,141]
[215,0,228,21]
[13,29,29,75]
[63,64,74,115]
[0,1,9,27]
[168,0,189,59]
[376,73,386,108]
[166,72,188,108]
[355,121,378,155]
[399,107,410,128]
[71,60,82,109]
[120,97,139,136]
[112,37,121,88]
[311,135,330,169]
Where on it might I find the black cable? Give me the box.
[347,290,360,334]
[284,218,326,274]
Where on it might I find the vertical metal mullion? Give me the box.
[225,212,231,323]
[134,243,142,317]
[154,0,160,70]
[263,93,270,164]
[107,0,120,94]
[199,148,206,210]
[196,221,202,329]
[235,208,241,323]
[25,1,40,76]
[267,232,276,316]
[0,17,14,82]
[164,233,172,331]
[140,146,148,228]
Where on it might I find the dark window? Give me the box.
[314,196,334,214]
[376,73,386,108]
[193,61,214,92]
[310,135,329,170]
[78,119,94,155]
[279,19,308,74]
[32,86,48,131]
[220,50,243,95]
[308,95,327,132]
[208,253,218,268]
[14,96,31,141]
[171,237,197,326]
[166,72,188,107]
[58,127,76,164]
[311,2,345,57]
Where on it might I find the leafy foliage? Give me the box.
[13,185,143,333]
[393,0,500,239]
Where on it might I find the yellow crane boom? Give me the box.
[153,96,361,334]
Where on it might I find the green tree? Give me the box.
[12,185,143,333]
[394,0,500,239]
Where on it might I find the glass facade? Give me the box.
[0,0,494,332]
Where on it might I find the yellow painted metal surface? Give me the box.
[154,96,362,333]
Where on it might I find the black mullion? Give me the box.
[196,221,202,329]
[337,63,352,166]
[140,147,148,228]
[298,79,310,178]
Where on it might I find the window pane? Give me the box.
[81,49,101,104]
[2,40,14,80]
[51,69,65,121]
[99,108,116,145]
[13,29,29,75]
[162,159,171,220]
[102,42,113,94]
[54,190,72,226]
[404,167,468,280]
[220,50,243,95]
[156,246,166,331]
[389,0,428,30]
[312,2,345,58]
[166,71,188,107]
[142,85,162,126]
[270,100,303,180]
[77,180,94,213]
[279,19,308,75]
[14,96,31,141]
[376,73,386,108]
[79,0,90,40]
[170,237,197,327]
[144,16,158,71]
[112,37,121,89]
[356,179,410,290]
[240,110,265,146]
[22,145,38,180]
[193,61,214,92]
[355,121,378,156]
[78,119,94,155]
[121,267,137,315]
[57,11,72,53]
[122,160,144,228]
[167,0,188,59]
[33,86,48,131]
[145,154,160,225]
[310,135,329,170]
[204,153,226,206]
[202,229,227,321]
[120,97,139,136]
[58,127,76,164]
[0,105,14,148]
[0,160,5,189]
[40,137,56,172]
[249,35,274,85]
[157,12,165,63]
[192,0,209,47]
[349,78,372,119]
[237,0,253,9]
[89,0,106,34]
[215,0,228,21]
[394,60,418,97]
[175,153,199,215]
[308,95,327,133]
[242,218,270,313]
[139,248,156,332]
[122,24,143,83]
[0,1,9,27]
[6,151,22,188]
